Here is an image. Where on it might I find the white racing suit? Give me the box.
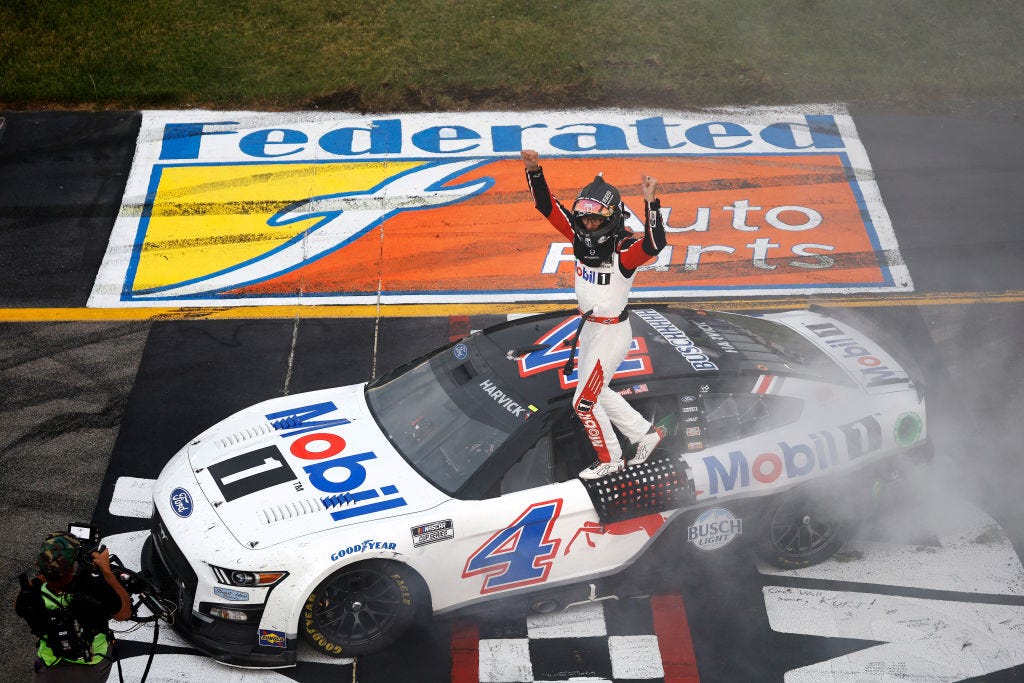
[526,166,667,463]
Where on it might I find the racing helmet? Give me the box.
[571,174,629,266]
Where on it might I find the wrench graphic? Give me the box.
[132,158,493,299]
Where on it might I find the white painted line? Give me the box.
[115,653,287,680]
[527,601,607,638]
[765,586,1024,682]
[609,634,664,679]
[758,494,1024,596]
[478,638,533,682]
[109,476,155,519]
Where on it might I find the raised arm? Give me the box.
[521,150,574,241]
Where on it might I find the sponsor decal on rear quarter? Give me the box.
[688,507,743,551]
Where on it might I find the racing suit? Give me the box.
[525,166,667,465]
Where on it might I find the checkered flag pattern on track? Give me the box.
[457,592,696,683]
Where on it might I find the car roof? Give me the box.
[470,307,847,407]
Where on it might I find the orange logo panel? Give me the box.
[236,154,890,298]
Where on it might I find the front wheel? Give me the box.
[301,560,424,657]
[753,492,854,569]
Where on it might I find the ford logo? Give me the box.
[170,487,193,518]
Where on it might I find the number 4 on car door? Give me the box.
[462,500,563,594]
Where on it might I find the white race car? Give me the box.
[145,306,929,667]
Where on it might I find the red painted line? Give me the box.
[449,619,480,683]
[651,593,700,683]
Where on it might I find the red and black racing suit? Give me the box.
[525,166,667,464]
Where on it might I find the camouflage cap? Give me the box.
[36,533,80,578]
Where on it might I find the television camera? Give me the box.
[67,522,174,623]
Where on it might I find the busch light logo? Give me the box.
[170,487,193,518]
[687,507,742,551]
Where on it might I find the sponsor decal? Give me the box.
[565,514,666,554]
[208,446,296,502]
[702,416,881,494]
[617,383,649,396]
[90,107,909,308]
[330,539,398,562]
[258,629,287,648]
[692,319,741,354]
[893,411,923,447]
[576,264,611,286]
[238,401,410,522]
[575,362,608,454]
[412,519,455,547]
[268,401,351,437]
[463,500,562,593]
[635,309,719,371]
[478,379,529,419]
[804,322,908,387]
[517,315,652,389]
[687,507,743,551]
[213,586,250,601]
[453,342,469,360]
[170,487,193,518]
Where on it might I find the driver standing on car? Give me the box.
[14,533,132,682]
[522,150,667,479]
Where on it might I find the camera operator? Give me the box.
[14,532,131,681]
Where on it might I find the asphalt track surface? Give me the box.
[0,104,1022,682]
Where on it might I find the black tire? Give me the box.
[753,491,854,569]
[300,560,424,657]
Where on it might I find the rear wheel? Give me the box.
[301,560,424,657]
[754,492,853,569]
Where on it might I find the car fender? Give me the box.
[259,539,423,637]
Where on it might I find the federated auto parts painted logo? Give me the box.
[89,108,912,307]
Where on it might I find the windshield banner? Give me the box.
[89,106,911,307]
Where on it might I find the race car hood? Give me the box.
[183,384,449,549]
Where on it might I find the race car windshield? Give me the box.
[365,335,531,495]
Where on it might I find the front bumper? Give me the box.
[144,513,298,668]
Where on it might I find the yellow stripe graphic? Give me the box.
[2,291,1022,323]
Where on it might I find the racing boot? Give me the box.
[627,425,666,467]
[579,459,625,479]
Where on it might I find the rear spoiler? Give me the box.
[808,304,926,403]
